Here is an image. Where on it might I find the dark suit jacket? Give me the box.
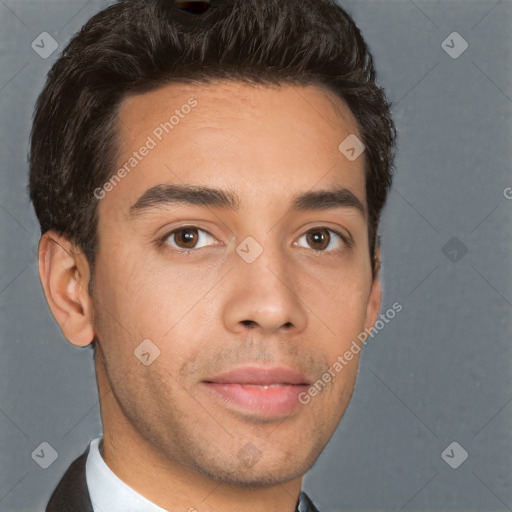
[46,445,93,512]
[45,444,320,512]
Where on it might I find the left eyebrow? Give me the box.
[291,187,366,218]
[129,183,366,219]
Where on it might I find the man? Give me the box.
[29,0,396,510]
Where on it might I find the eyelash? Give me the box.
[158,225,352,255]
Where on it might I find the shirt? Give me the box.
[85,436,319,512]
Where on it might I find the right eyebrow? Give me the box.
[129,183,241,217]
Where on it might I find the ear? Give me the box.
[38,231,95,347]
[363,244,382,332]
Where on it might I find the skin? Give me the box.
[38,81,381,512]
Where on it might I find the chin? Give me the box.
[197,463,308,488]
[191,443,324,488]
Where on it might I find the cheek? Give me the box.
[134,266,215,340]
[308,263,370,318]
[93,240,213,376]
[91,244,154,353]
[305,272,371,359]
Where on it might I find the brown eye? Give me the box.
[295,228,348,252]
[164,226,216,251]
[173,227,198,248]
[306,229,330,250]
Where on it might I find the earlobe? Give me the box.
[38,231,95,347]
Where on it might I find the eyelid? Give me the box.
[294,226,352,251]
[160,225,220,253]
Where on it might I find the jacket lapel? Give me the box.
[45,445,93,512]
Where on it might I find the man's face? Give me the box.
[91,81,380,486]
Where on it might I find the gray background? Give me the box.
[1,0,511,511]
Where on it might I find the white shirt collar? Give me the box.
[85,436,168,512]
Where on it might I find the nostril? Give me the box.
[241,320,256,328]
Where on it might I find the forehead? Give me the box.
[101,81,366,218]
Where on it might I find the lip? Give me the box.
[201,366,311,416]
[204,366,312,386]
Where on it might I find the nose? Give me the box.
[222,243,308,336]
